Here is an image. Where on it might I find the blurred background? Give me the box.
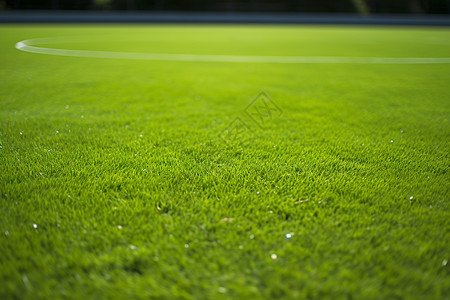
[2,0,450,14]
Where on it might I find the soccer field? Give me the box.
[1,25,449,299]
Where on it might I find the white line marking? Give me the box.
[15,38,450,64]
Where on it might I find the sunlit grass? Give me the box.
[1,25,449,299]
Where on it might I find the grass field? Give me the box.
[1,24,449,299]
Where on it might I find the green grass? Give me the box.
[1,24,449,299]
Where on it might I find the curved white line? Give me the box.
[15,38,450,64]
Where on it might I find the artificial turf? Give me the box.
[0,25,449,299]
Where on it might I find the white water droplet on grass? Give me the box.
[33,224,37,228]
[56,130,59,133]
[271,253,277,260]
[20,132,23,135]
[286,233,292,239]
[443,259,448,266]
[410,196,413,200]
[184,244,189,248]
[249,234,255,239]
[390,140,394,143]
[117,225,122,230]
